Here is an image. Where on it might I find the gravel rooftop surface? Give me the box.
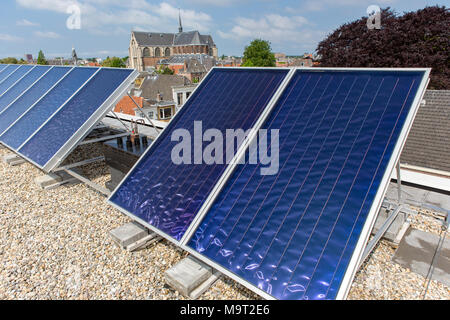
[0,146,449,300]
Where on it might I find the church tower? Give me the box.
[178,9,183,33]
[72,46,78,66]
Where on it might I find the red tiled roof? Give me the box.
[114,96,144,116]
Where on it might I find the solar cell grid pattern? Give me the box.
[189,69,424,300]
[110,68,289,241]
[0,66,71,136]
[19,68,134,167]
[0,65,20,83]
[0,67,97,150]
[0,65,34,96]
[0,66,50,114]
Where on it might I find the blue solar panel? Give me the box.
[0,66,51,113]
[188,69,426,300]
[19,68,135,168]
[109,68,289,241]
[0,67,71,136]
[0,67,97,150]
[0,65,34,95]
[0,65,7,73]
[0,65,20,83]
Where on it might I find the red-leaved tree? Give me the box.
[316,6,449,89]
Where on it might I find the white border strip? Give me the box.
[392,166,450,193]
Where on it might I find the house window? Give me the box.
[155,47,161,57]
[165,47,171,57]
[177,93,183,106]
[159,107,172,120]
[143,47,150,57]
[186,92,191,100]
[148,111,154,119]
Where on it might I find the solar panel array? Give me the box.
[109,67,428,300]
[0,64,138,172]
[0,65,426,300]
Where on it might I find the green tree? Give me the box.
[242,39,276,67]
[37,50,48,65]
[0,57,19,64]
[156,66,174,75]
[101,56,126,68]
[317,6,449,89]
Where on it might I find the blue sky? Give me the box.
[0,0,447,59]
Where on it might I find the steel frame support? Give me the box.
[79,133,129,146]
[63,168,111,196]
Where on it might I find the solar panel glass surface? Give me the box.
[18,68,135,168]
[0,67,97,149]
[0,65,20,83]
[0,67,71,136]
[0,65,34,96]
[0,65,50,113]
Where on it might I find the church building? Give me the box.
[128,13,218,71]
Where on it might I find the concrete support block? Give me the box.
[165,256,220,299]
[372,207,407,244]
[393,228,450,287]
[110,222,150,249]
[35,170,81,190]
[35,173,63,189]
[189,270,221,300]
[2,154,25,166]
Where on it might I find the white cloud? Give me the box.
[15,0,213,34]
[16,19,40,27]
[186,0,249,7]
[152,3,212,32]
[219,14,311,41]
[0,34,23,42]
[288,0,397,13]
[16,0,77,13]
[218,13,326,53]
[34,31,61,38]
